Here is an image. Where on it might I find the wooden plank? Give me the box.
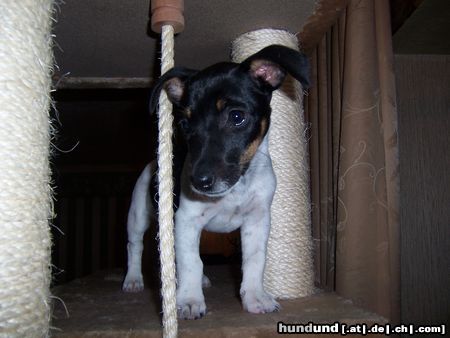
[57,164,147,174]
[53,76,154,89]
[107,197,118,269]
[57,197,70,283]
[74,197,85,278]
[91,197,102,273]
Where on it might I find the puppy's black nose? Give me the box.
[191,174,215,192]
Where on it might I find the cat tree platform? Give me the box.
[51,265,386,337]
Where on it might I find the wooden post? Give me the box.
[151,0,184,34]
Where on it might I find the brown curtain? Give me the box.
[304,0,400,322]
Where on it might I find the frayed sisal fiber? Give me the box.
[157,25,178,338]
[0,0,54,336]
[231,29,314,299]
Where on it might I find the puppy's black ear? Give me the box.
[149,67,197,113]
[240,45,310,90]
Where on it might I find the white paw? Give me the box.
[241,289,280,314]
[177,297,206,320]
[122,272,144,292]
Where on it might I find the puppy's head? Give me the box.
[151,45,310,197]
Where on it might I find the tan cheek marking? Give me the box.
[216,98,226,111]
[184,108,192,118]
[240,138,260,165]
[259,118,268,137]
[239,117,269,165]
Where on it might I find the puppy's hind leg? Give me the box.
[123,163,154,292]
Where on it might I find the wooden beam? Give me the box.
[53,76,154,89]
[298,0,349,54]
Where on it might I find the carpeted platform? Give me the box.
[51,265,386,337]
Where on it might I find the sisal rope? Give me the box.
[232,29,315,299]
[0,0,54,336]
[157,24,178,338]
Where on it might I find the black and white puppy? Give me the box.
[123,45,310,319]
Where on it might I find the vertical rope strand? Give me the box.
[157,24,178,338]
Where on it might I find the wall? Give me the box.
[51,89,240,285]
[51,88,154,284]
[395,54,450,325]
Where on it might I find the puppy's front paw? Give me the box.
[177,298,206,320]
[241,289,280,314]
[122,272,144,292]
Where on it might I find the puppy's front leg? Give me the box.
[175,214,206,319]
[240,209,279,314]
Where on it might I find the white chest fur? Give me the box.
[187,180,255,233]
[175,136,276,234]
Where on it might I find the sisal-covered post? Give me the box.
[232,29,315,299]
[0,0,54,336]
[151,0,184,337]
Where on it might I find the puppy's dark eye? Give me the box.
[228,110,246,127]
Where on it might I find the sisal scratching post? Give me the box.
[0,0,54,336]
[151,1,184,337]
[232,29,314,299]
